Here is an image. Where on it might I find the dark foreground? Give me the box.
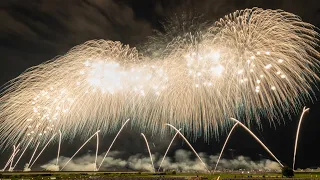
[0,171,319,180]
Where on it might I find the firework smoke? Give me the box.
[41,149,281,172]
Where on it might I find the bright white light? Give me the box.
[211,65,224,76]
[87,62,123,91]
[210,51,220,61]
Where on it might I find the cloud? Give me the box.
[0,0,152,85]
[0,0,152,46]
[41,149,281,172]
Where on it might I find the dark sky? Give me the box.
[0,0,319,170]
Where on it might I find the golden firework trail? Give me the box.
[141,133,155,172]
[213,122,239,174]
[292,107,310,170]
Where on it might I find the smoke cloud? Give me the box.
[23,163,31,171]
[41,149,281,172]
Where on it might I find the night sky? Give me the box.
[0,0,319,171]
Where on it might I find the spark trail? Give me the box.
[158,128,181,172]
[27,142,40,169]
[230,118,284,167]
[60,130,100,171]
[3,148,16,170]
[97,119,130,171]
[2,145,20,171]
[30,133,57,168]
[165,124,210,172]
[293,107,310,170]
[2,151,15,171]
[6,149,20,171]
[56,130,62,166]
[13,138,33,169]
[94,132,99,171]
[9,144,20,170]
[213,122,239,174]
[141,133,155,172]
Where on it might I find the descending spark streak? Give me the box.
[97,119,131,171]
[13,138,33,169]
[158,129,181,172]
[94,132,99,171]
[213,122,239,174]
[3,149,16,170]
[4,149,20,171]
[141,133,155,172]
[230,118,284,167]
[28,142,40,168]
[30,133,57,168]
[3,145,18,171]
[165,124,210,172]
[293,107,310,170]
[9,149,20,171]
[60,130,100,171]
[56,130,62,166]
[2,155,14,171]
[9,144,19,170]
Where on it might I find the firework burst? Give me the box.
[0,8,319,148]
